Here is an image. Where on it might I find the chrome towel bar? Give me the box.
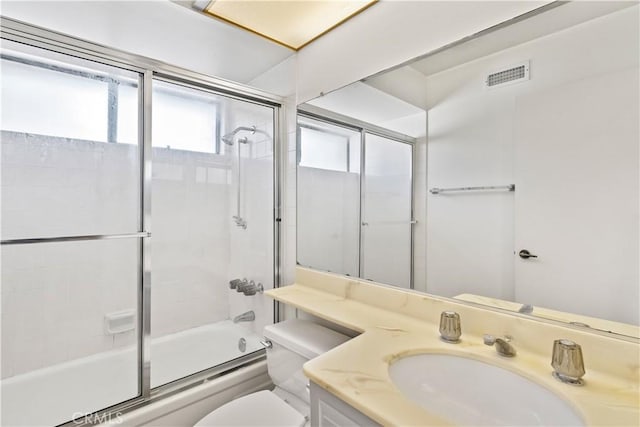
[429,184,515,195]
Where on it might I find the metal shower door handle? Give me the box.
[518,249,538,259]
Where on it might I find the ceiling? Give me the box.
[307,81,426,138]
[408,1,637,77]
[195,0,376,50]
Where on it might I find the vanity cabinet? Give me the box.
[310,382,380,427]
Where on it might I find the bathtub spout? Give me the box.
[233,310,255,323]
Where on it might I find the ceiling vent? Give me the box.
[486,62,530,88]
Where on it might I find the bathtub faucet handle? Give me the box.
[243,282,264,296]
[229,278,248,290]
[236,279,251,293]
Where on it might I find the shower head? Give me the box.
[221,125,257,146]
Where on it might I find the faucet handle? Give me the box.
[483,334,512,345]
[243,282,264,296]
[551,339,585,386]
[439,311,461,343]
[236,279,252,292]
[229,278,243,289]
[483,334,496,345]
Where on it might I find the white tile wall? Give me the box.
[150,146,231,339]
[1,238,138,378]
[225,101,277,336]
[1,132,139,240]
[283,98,298,288]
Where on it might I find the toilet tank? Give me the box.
[263,319,349,403]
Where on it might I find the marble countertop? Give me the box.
[454,293,640,338]
[265,272,640,427]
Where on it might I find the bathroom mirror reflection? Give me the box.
[296,2,639,338]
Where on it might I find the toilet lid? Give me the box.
[194,390,306,427]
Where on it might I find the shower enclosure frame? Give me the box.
[0,16,285,426]
[296,104,417,289]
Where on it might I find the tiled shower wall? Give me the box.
[1,131,143,377]
[150,147,231,338]
[225,102,276,336]
[1,131,236,378]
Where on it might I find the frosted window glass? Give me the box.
[0,45,141,240]
[1,55,138,144]
[299,126,349,172]
[2,59,107,141]
[152,81,219,153]
[117,83,140,145]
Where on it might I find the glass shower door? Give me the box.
[361,133,413,288]
[296,117,361,277]
[1,40,142,426]
[1,26,283,425]
[150,79,275,387]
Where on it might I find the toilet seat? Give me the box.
[194,390,306,427]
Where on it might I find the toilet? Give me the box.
[194,319,350,427]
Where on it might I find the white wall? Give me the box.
[248,56,298,98]
[425,6,639,322]
[513,67,639,325]
[282,97,301,321]
[296,1,548,103]
[0,0,293,85]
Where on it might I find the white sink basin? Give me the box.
[389,354,584,426]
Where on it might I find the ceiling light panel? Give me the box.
[204,0,376,50]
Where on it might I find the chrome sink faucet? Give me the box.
[484,334,517,357]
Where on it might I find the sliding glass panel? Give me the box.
[362,133,412,288]
[151,80,274,387]
[0,40,140,240]
[0,39,143,426]
[297,117,361,277]
[0,239,140,427]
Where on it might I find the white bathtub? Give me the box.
[1,321,263,427]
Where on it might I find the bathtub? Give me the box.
[1,320,264,427]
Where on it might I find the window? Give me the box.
[1,52,138,144]
[152,80,220,153]
[298,118,360,172]
[1,44,141,240]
